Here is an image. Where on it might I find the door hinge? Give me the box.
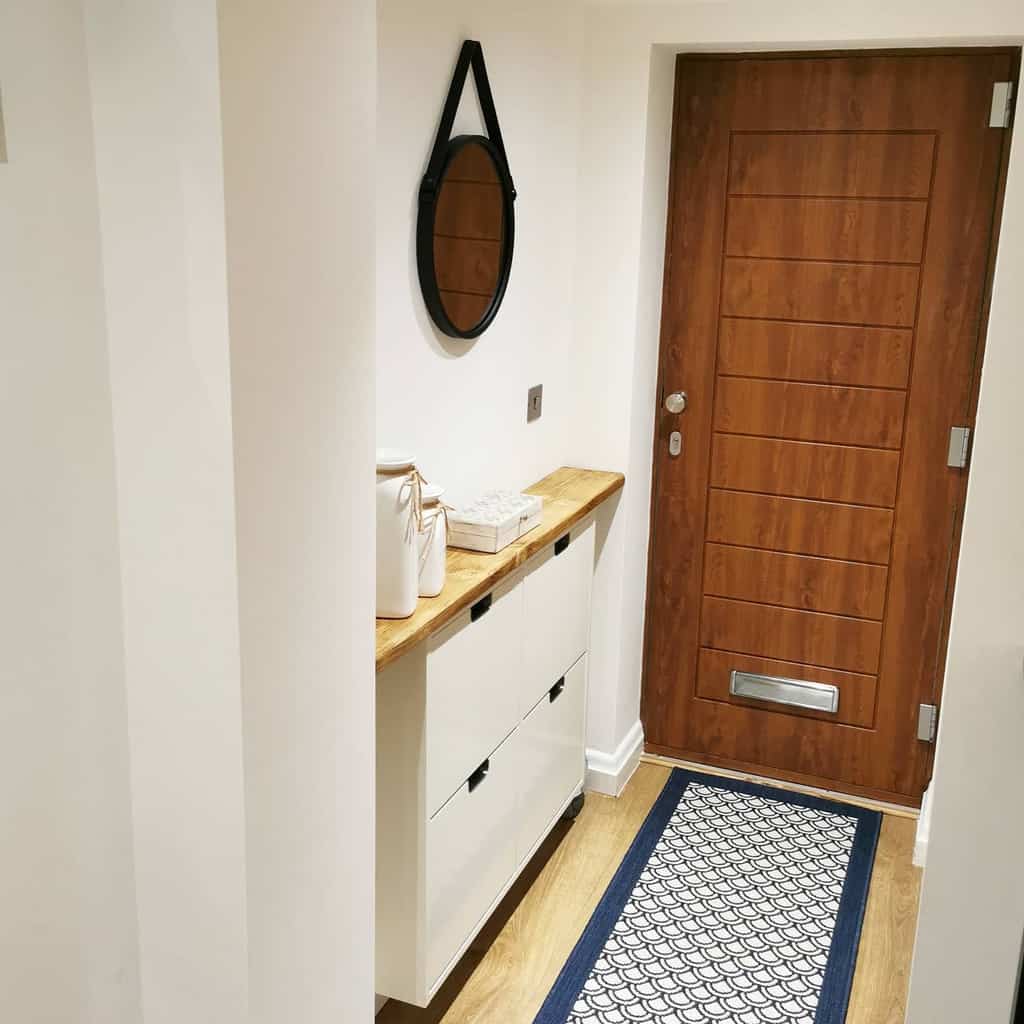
[990,82,1013,128]
[917,703,939,743]
[947,426,972,469]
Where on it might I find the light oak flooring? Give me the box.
[378,761,923,1024]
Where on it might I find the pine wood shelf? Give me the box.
[375,466,624,671]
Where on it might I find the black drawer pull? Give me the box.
[554,533,570,556]
[470,593,492,622]
[468,759,490,793]
[549,677,566,703]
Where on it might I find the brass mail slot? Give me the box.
[729,670,839,714]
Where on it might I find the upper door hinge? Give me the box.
[947,426,972,469]
[917,703,939,743]
[990,82,1014,128]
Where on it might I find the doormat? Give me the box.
[534,768,881,1024]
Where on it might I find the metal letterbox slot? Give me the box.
[729,671,839,714]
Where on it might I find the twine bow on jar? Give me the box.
[398,468,454,542]
[425,497,452,545]
[410,469,454,538]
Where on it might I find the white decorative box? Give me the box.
[447,491,544,554]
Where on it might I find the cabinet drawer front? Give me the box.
[522,522,594,713]
[425,729,519,989]
[517,654,586,863]
[426,574,523,817]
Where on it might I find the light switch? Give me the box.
[527,384,543,423]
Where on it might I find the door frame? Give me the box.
[639,46,1020,804]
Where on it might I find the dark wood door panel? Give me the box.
[703,543,888,618]
[705,490,894,564]
[721,257,920,326]
[727,54,1003,132]
[700,596,883,674]
[680,700,903,794]
[641,57,736,750]
[643,51,1015,803]
[696,648,877,728]
[725,196,928,262]
[714,378,906,448]
[710,434,900,506]
[729,132,935,198]
[717,319,912,388]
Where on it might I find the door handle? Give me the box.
[664,391,687,414]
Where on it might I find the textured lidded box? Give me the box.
[447,491,543,553]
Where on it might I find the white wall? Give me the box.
[84,3,250,1021]
[906,122,1024,1024]
[376,0,585,508]
[571,28,675,757]
[5,3,379,1022]
[376,0,647,779]
[0,3,141,1021]
[219,1,378,1021]
[574,2,1024,1019]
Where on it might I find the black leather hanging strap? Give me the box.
[421,40,515,200]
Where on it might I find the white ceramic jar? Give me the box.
[418,483,447,598]
[376,449,419,619]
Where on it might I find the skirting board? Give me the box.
[913,783,932,867]
[585,719,644,797]
[375,995,388,1016]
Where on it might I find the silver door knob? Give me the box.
[664,391,688,415]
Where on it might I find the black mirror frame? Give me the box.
[417,41,517,340]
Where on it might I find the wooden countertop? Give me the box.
[376,466,624,670]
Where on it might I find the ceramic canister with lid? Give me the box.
[376,448,419,618]
[418,483,447,598]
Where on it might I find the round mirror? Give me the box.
[417,135,515,339]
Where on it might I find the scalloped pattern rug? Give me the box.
[534,769,880,1024]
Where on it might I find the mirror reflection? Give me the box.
[432,141,506,333]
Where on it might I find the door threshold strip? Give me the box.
[640,752,920,820]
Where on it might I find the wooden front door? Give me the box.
[643,51,1017,804]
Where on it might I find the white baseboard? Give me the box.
[913,783,932,867]
[586,719,644,797]
[374,995,388,1015]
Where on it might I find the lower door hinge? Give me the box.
[947,426,972,469]
[917,703,939,743]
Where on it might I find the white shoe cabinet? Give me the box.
[376,520,595,1006]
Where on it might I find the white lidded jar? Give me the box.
[418,483,447,598]
[376,449,419,619]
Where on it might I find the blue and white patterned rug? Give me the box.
[534,769,881,1024]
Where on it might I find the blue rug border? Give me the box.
[532,767,882,1024]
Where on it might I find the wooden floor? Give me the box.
[378,761,922,1024]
